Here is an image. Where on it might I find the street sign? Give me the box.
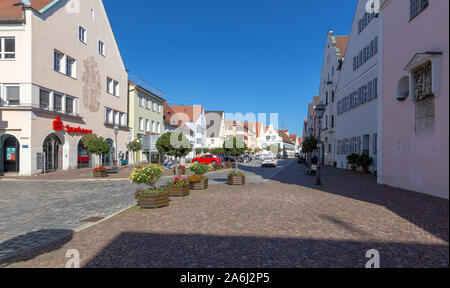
[141,134,159,153]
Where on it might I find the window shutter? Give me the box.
[415,96,435,134]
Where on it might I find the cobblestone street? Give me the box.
[1,159,448,268]
[0,160,293,262]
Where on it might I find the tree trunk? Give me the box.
[235,155,239,171]
[174,157,179,176]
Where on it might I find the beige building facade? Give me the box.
[0,0,129,175]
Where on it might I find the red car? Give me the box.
[193,154,222,165]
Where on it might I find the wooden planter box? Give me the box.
[228,175,245,185]
[168,184,190,197]
[139,191,170,209]
[93,170,108,178]
[190,178,209,190]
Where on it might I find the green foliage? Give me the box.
[347,153,359,166]
[223,137,247,157]
[129,164,162,190]
[156,132,192,158]
[195,148,203,155]
[302,136,318,154]
[202,148,210,153]
[127,139,142,152]
[81,134,111,155]
[211,148,224,155]
[228,170,245,177]
[357,154,373,169]
[190,163,209,175]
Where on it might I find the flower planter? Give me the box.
[168,184,190,197]
[351,166,357,172]
[362,167,369,174]
[190,178,209,190]
[139,191,170,209]
[228,175,245,185]
[93,170,108,178]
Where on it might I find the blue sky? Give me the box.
[103,0,357,136]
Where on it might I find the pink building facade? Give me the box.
[380,0,449,199]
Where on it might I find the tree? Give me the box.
[301,136,318,154]
[81,134,111,166]
[223,137,247,171]
[127,139,143,165]
[156,132,192,175]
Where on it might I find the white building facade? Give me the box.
[335,0,381,173]
[318,31,348,166]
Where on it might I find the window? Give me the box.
[146,99,151,110]
[325,92,328,105]
[121,114,127,126]
[105,108,112,123]
[54,51,64,73]
[90,8,95,20]
[331,115,335,128]
[152,121,156,132]
[66,97,74,115]
[410,0,429,20]
[114,111,120,124]
[139,117,144,131]
[39,89,50,109]
[0,37,15,60]
[6,86,20,106]
[79,26,87,44]
[66,57,76,78]
[153,102,157,112]
[158,104,162,114]
[372,134,378,154]
[138,94,144,107]
[157,122,161,134]
[332,90,335,102]
[113,81,119,96]
[145,119,150,132]
[107,78,119,96]
[98,41,105,56]
[54,93,63,112]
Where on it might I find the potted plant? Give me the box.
[357,154,373,174]
[167,175,190,197]
[228,170,245,185]
[93,165,108,177]
[189,163,209,190]
[130,164,169,209]
[347,153,359,171]
[214,163,223,171]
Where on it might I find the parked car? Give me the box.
[254,154,261,160]
[261,156,278,168]
[238,154,252,163]
[221,155,235,163]
[193,154,223,165]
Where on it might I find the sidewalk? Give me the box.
[1,165,194,181]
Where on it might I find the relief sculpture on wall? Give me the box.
[413,60,433,101]
[82,57,102,112]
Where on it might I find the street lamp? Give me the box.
[113,125,119,168]
[314,103,326,185]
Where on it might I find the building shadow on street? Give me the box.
[0,229,74,267]
[83,232,448,268]
[270,161,449,243]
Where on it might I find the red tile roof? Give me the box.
[335,36,349,59]
[163,103,203,128]
[0,0,56,21]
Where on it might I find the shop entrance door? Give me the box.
[43,134,63,172]
[2,135,20,173]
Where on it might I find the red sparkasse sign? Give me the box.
[53,116,93,135]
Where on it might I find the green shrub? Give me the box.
[357,154,373,169]
[190,163,209,175]
[347,153,359,167]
